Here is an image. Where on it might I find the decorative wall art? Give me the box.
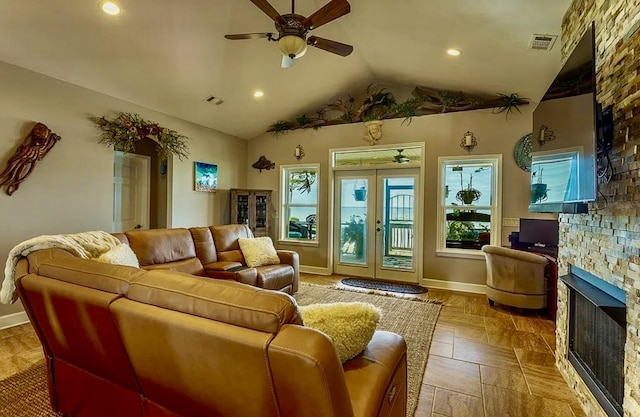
[268,84,529,134]
[0,122,61,196]
[91,112,189,160]
[459,131,477,153]
[363,120,383,145]
[252,156,275,172]
[513,133,532,172]
[194,161,218,192]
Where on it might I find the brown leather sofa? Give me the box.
[114,224,298,294]
[16,249,408,417]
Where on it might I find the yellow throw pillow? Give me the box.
[238,237,280,267]
[95,244,140,268]
[299,302,381,363]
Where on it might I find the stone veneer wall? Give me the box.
[557,1,640,417]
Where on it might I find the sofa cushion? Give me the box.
[127,270,303,332]
[36,257,144,295]
[141,258,204,276]
[96,245,140,268]
[125,228,197,266]
[211,224,253,252]
[256,264,294,291]
[189,227,217,264]
[238,237,280,267]
[299,302,381,362]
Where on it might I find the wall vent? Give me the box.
[205,95,223,105]
[529,34,558,51]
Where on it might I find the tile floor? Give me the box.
[0,274,585,417]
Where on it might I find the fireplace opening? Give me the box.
[561,266,626,417]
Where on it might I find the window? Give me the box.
[280,164,320,244]
[437,155,501,258]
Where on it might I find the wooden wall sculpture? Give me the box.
[0,123,61,196]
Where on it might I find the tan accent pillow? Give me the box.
[95,245,140,268]
[238,237,280,267]
[299,302,381,363]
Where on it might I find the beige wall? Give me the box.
[0,61,247,319]
[247,108,555,286]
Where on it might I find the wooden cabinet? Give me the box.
[230,189,272,237]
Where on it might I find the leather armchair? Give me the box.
[481,245,549,309]
[211,224,299,293]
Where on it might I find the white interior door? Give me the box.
[113,151,150,232]
[333,168,420,282]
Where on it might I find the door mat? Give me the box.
[340,277,428,294]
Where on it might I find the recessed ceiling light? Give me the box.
[254,91,264,98]
[100,1,122,16]
[446,49,461,56]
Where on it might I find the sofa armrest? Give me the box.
[204,266,258,287]
[203,261,242,272]
[277,250,299,293]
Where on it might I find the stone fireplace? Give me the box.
[557,1,640,416]
[561,265,626,416]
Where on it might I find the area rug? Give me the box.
[0,362,61,417]
[296,283,441,417]
[340,277,429,294]
[0,284,440,417]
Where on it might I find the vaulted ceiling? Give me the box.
[0,0,571,139]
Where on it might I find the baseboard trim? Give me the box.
[0,311,29,330]
[421,278,486,295]
[300,266,331,275]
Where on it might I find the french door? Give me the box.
[333,169,420,282]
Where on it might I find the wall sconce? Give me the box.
[294,144,305,160]
[460,131,477,153]
[538,125,556,146]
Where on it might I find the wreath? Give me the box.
[91,112,189,160]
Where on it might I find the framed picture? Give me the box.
[194,161,218,192]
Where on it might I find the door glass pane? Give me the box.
[339,178,368,265]
[382,177,414,270]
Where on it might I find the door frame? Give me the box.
[328,142,425,281]
[113,151,151,232]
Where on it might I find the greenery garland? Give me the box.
[91,112,189,160]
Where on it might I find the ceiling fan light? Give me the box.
[278,35,307,58]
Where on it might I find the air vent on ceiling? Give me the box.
[205,95,223,105]
[528,34,558,51]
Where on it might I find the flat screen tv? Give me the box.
[519,218,559,247]
[529,22,597,213]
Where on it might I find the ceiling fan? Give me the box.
[225,0,353,68]
[393,149,410,164]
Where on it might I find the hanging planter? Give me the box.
[354,187,367,201]
[90,112,190,160]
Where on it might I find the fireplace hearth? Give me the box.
[561,266,626,417]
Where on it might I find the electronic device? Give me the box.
[518,218,559,247]
[529,22,602,213]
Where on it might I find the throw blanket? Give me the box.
[0,231,121,304]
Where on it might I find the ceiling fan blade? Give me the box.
[303,0,350,30]
[307,36,353,56]
[249,0,285,23]
[225,32,275,40]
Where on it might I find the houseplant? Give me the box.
[530,167,548,203]
[342,215,365,258]
[455,171,481,205]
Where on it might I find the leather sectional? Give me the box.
[15,246,408,417]
[113,224,299,294]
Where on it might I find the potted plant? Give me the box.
[455,170,482,205]
[478,225,491,245]
[353,186,367,201]
[289,170,317,195]
[530,167,548,204]
[342,215,365,258]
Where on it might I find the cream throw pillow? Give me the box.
[95,244,140,268]
[238,237,280,267]
[299,302,381,363]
